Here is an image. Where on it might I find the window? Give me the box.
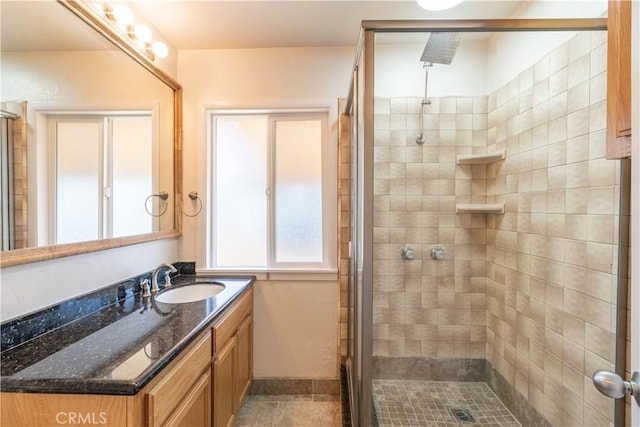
[209,111,334,270]
[50,115,153,244]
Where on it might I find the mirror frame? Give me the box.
[0,0,182,268]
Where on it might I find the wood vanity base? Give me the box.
[1,287,253,427]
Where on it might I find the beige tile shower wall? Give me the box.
[485,31,617,426]
[12,114,27,250]
[372,95,488,359]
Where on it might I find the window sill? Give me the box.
[195,268,338,282]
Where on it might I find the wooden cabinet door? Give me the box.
[145,332,212,427]
[213,336,236,427]
[234,316,253,409]
[606,0,632,158]
[166,369,211,427]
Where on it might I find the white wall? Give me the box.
[177,46,354,379]
[0,238,178,321]
[374,1,608,99]
[374,40,487,98]
[253,280,339,378]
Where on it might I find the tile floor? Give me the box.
[373,380,521,427]
[234,394,343,427]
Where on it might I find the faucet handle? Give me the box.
[140,278,151,298]
[162,270,173,288]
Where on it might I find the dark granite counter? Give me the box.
[0,273,254,395]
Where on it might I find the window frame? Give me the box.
[47,113,156,244]
[207,109,336,272]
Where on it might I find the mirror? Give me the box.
[0,0,181,267]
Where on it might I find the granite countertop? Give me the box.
[0,273,254,395]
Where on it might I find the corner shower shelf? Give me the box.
[456,150,505,165]
[455,203,505,214]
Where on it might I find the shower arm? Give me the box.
[416,62,433,145]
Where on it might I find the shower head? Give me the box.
[416,32,460,145]
[420,32,461,65]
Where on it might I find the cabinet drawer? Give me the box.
[146,331,212,427]
[213,288,252,353]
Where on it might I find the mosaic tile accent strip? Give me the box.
[373,380,521,427]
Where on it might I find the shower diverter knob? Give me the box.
[401,245,416,260]
[431,245,445,260]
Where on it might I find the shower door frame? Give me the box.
[1,116,16,250]
[345,18,610,427]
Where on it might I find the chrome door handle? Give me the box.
[592,370,640,406]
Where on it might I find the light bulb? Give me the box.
[416,0,464,11]
[112,4,133,26]
[134,25,152,43]
[93,0,108,12]
[152,41,169,58]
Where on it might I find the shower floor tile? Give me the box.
[373,380,521,427]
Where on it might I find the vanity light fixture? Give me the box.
[416,0,464,11]
[111,4,133,26]
[151,41,169,58]
[133,25,153,44]
[97,1,169,61]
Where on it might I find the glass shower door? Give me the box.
[346,67,364,427]
[347,45,376,423]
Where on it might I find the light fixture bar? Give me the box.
[95,1,168,62]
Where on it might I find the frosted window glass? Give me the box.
[274,120,323,263]
[56,122,101,244]
[112,117,153,237]
[215,117,268,267]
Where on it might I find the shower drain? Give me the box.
[451,408,475,422]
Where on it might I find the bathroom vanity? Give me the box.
[0,272,254,427]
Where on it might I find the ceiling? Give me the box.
[1,1,115,51]
[131,0,525,50]
[3,0,613,53]
[1,0,525,53]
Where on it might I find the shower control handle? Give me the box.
[401,245,415,260]
[592,370,640,406]
[431,245,445,261]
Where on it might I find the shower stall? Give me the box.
[342,18,632,427]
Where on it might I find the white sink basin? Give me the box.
[155,283,225,304]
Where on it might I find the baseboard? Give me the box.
[250,378,340,396]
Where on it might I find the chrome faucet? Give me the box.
[151,263,178,293]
